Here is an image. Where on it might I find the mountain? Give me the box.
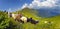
[14,7,60,18]
[37,8,60,17]
[13,8,40,20]
[13,9,60,29]
[10,8,60,29]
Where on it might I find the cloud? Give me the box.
[21,3,28,9]
[21,0,60,9]
[28,0,57,8]
[55,0,60,5]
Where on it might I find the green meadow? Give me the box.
[0,8,60,29]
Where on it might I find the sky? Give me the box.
[0,0,33,12]
[0,0,60,12]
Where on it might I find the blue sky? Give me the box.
[0,0,60,12]
[0,0,33,12]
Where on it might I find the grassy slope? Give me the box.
[40,15,60,29]
[12,8,60,29]
[14,8,40,20]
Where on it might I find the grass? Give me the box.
[11,15,60,29]
[0,8,60,29]
[11,8,60,29]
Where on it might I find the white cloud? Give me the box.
[21,3,28,9]
[29,0,56,8]
[21,0,59,9]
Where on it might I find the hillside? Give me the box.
[13,8,40,20]
[12,8,60,29]
[40,15,60,29]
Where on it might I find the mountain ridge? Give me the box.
[13,7,60,18]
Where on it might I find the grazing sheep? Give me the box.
[10,13,27,23]
[8,12,39,24]
[27,18,39,24]
[20,16,27,23]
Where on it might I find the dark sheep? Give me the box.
[27,18,39,24]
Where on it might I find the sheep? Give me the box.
[12,14,39,24]
[8,12,39,24]
[11,14,27,23]
[27,18,39,24]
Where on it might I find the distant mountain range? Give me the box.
[37,8,60,17]
[14,7,60,18]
